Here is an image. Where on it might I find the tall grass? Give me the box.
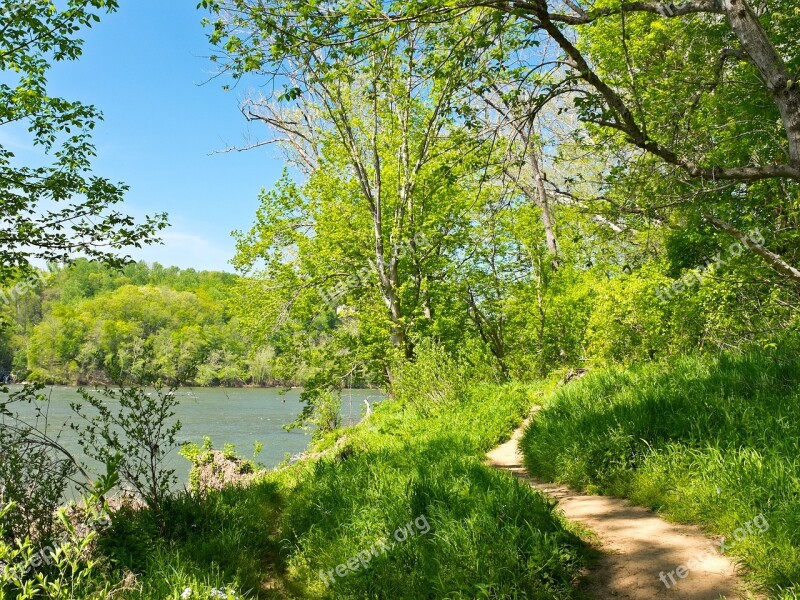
[520,346,800,598]
[256,382,587,599]
[98,480,286,598]
[99,381,588,599]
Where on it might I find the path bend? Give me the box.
[486,420,753,600]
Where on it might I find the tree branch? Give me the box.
[705,215,800,284]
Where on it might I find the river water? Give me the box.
[3,385,384,492]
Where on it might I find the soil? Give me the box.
[486,417,754,600]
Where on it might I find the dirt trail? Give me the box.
[486,419,751,600]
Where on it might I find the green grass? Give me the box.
[98,479,288,598]
[99,382,589,599]
[519,347,800,599]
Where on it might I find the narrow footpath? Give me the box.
[486,418,751,600]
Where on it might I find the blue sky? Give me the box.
[41,1,284,272]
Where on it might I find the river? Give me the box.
[4,385,384,493]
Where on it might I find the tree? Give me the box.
[19,269,247,386]
[203,0,800,285]
[205,0,622,381]
[455,0,800,284]
[214,13,507,362]
[0,0,166,282]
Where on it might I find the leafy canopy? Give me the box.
[0,0,167,281]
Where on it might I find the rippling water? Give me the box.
[4,385,384,492]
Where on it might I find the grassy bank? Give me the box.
[520,347,800,598]
[99,382,588,599]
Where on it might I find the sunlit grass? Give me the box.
[520,346,800,598]
[102,383,589,599]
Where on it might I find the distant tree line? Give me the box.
[0,260,292,387]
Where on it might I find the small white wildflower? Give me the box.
[181,588,193,599]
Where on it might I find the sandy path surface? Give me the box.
[486,421,751,600]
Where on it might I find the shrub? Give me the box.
[71,382,182,517]
[0,478,117,600]
[391,338,467,414]
[0,384,79,543]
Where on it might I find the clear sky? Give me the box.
[44,1,285,272]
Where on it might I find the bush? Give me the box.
[391,338,467,414]
[584,263,681,364]
[24,368,55,385]
[71,382,182,517]
[1,482,116,600]
[289,382,343,437]
[0,384,79,543]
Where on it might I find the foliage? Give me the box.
[0,473,118,600]
[1,260,265,387]
[5,0,800,596]
[583,263,681,364]
[520,343,800,596]
[0,503,112,600]
[296,387,342,437]
[204,0,800,388]
[0,0,166,281]
[0,384,81,544]
[390,338,469,414]
[71,380,182,516]
[217,5,528,392]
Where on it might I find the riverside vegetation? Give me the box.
[2,348,592,599]
[3,0,800,598]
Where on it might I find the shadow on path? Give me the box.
[486,417,753,600]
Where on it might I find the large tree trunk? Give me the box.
[721,0,800,167]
